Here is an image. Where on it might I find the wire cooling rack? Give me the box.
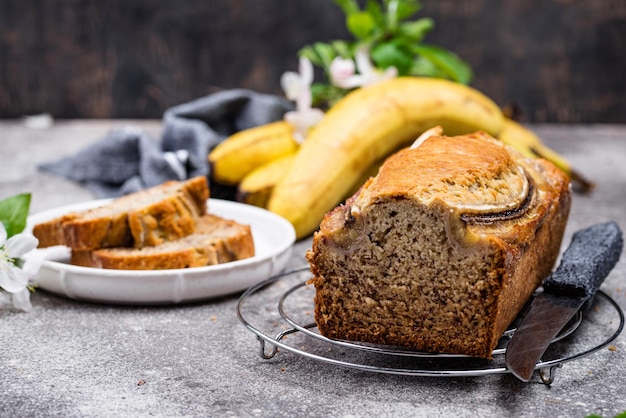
[237,266,624,384]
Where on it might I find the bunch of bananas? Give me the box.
[208,77,591,240]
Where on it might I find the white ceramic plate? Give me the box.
[25,199,296,305]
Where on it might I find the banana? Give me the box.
[267,77,506,239]
[237,151,385,209]
[208,121,299,186]
[498,119,594,192]
[237,154,295,208]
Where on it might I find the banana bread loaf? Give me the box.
[33,176,209,250]
[70,214,254,270]
[306,131,571,359]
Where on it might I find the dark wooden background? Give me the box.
[1,0,625,123]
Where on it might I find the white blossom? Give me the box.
[329,56,360,89]
[280,57,325,143]
[0,222,42,312]
[330,46,398,90]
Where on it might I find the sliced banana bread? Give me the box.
[70,214,254,270]
[33,176,209,250]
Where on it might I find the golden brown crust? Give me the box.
[70,246,212,270]
[32,214,79,248]
[70,214,255,270]
[355,132,530,232]
[33,176,209,250]
[64,212,133,250]
[306,132,571,358]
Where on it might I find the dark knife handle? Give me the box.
[543,222,623,299]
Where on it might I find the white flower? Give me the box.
[0,222,42,312]
[281,56,314,105]
[329,57,359,89]
[329,46,398,89]
[280,57,325,143]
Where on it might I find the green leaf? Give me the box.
[384,0,400,30]
[298,45,326,68]
[347,11,377,39]
[383,0,422,27]
[299,42,338,70]
[409,56,447,78]
[0,193,31,238]
[371,41,413,75]
[334,0,361,16]
[330,40,354,58]
[413,44,473,84]
[396,0,422,21]
[312,42,338,68]
[397,17,434,41]
[365,0,384,26]
[310,83,348,109]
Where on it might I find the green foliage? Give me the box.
[412,44,472,83]
[0,193,31,238]
[299,0,473,107]
[585,412,626,418]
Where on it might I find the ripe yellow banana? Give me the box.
[238,151,387,209]
[267,77,506,239]
[237,154,295,208]
[208,121,299,186]
[498,119,594,192]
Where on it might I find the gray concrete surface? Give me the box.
[1,120,625,417]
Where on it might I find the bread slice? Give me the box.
[70,214,255,270]
[33,176,209,250]
[306,132,571,359]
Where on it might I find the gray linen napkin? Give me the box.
[39,89,293,198]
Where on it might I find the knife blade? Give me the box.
[505,221,623,382]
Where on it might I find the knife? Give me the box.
[505,221,623,382]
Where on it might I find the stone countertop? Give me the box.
[1,120,625,417]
